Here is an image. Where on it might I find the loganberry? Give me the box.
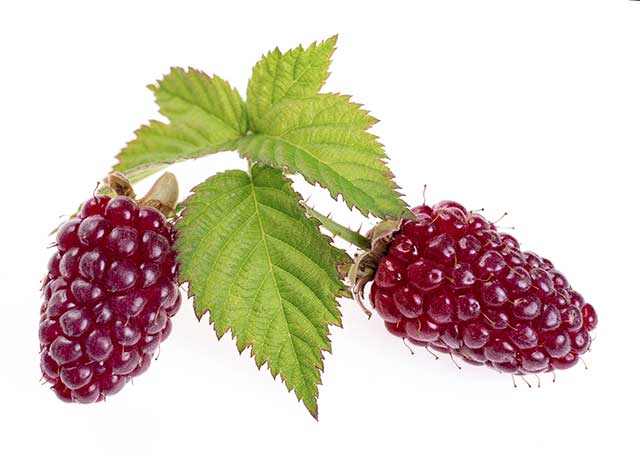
[40,194,180,403]
[363,202,597,376]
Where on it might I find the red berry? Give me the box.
[375,257,404,288]
[393,286,424,318]
[451,263,476,288]
[462,322,490,349]
[474,250,507,280]
[582,304,598,331]
[507,324,538,350]
[372,286,402,323]
[457,235,482,262]
[456,294,482,321]
[56,219,81,252]
[388,235,419,262]
[80,195,110,218]
[426,292,454,324]
[425,234,457,265]
[570,328,591,355]
[551,352,580,370]
[368,201,597,376]
[433,207,467,238]
[406,259,445,292]
[542,331,571,358]
[40,195,180,403]
[384,321,407,338]
[405,317,440,342]
[521,349,550,373]
[484,338,516,363]
[502,267,531,295]
[480,282,508,307]
[512,295,542,320]
[105,196,138,225]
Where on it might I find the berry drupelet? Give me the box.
[362,201,597,375]
[40,191,181,403]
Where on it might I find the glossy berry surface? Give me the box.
[40,195,180,402]
[370,201,597,375]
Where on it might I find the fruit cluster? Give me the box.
[370,201,598,374]
[39,195,180,402]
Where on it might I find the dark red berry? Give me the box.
[78,215,111,246]
[393,286,424,318]
[462,322,490,349]
[375,257,404,288]
[388,235,419,262]
[80,195,110,218]
[384,321,407,338]
[40,195,180,403]
[426,292,454,324]
[425,234,456,265]
[406,259,445,292]
[451,263,476,288]
[507,324,538,350]
[441,324,462,349]
[138,207,169,237]
[539,304,562,332]
[405,317,440,342]
[484,309,510,330]
[457,235,482,262]
[484,338,516,363]
[105,226,139,258]
[78,249,107,281]
[530,268,554,297]
[551,352,580,370]
[105,196,138,225]
[475,250,507,280]
[433,207,467,238]
[368,201,597,376]
[372,286,402,323]
[502,267,531,295]
[456,294,481,321]
[480,282,508,307]
[521,349,549,373]
[512,295,542,320]
[433,200,466,213]
[570,328,591,355]
[56,219,81,252]
[582,304,598,331]
[499,233,520,251]
[561,306,583,332]
[542,331,571,358]
[47,289,71,313]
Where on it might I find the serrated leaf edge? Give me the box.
[176,167,348,419]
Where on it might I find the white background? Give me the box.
[2,1,638,455]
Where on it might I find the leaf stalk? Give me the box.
[302,203,371,251]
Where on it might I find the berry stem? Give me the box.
[302,202,371,250]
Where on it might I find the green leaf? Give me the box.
[177,164,348,418]
[238,94,407,218]
[113,120,239,183]
[247,36,337,130]
[113,69,247,182]
[152,67,248,135]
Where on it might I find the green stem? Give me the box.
[302,202,371,250]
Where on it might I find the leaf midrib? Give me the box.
[248,172,312,403]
